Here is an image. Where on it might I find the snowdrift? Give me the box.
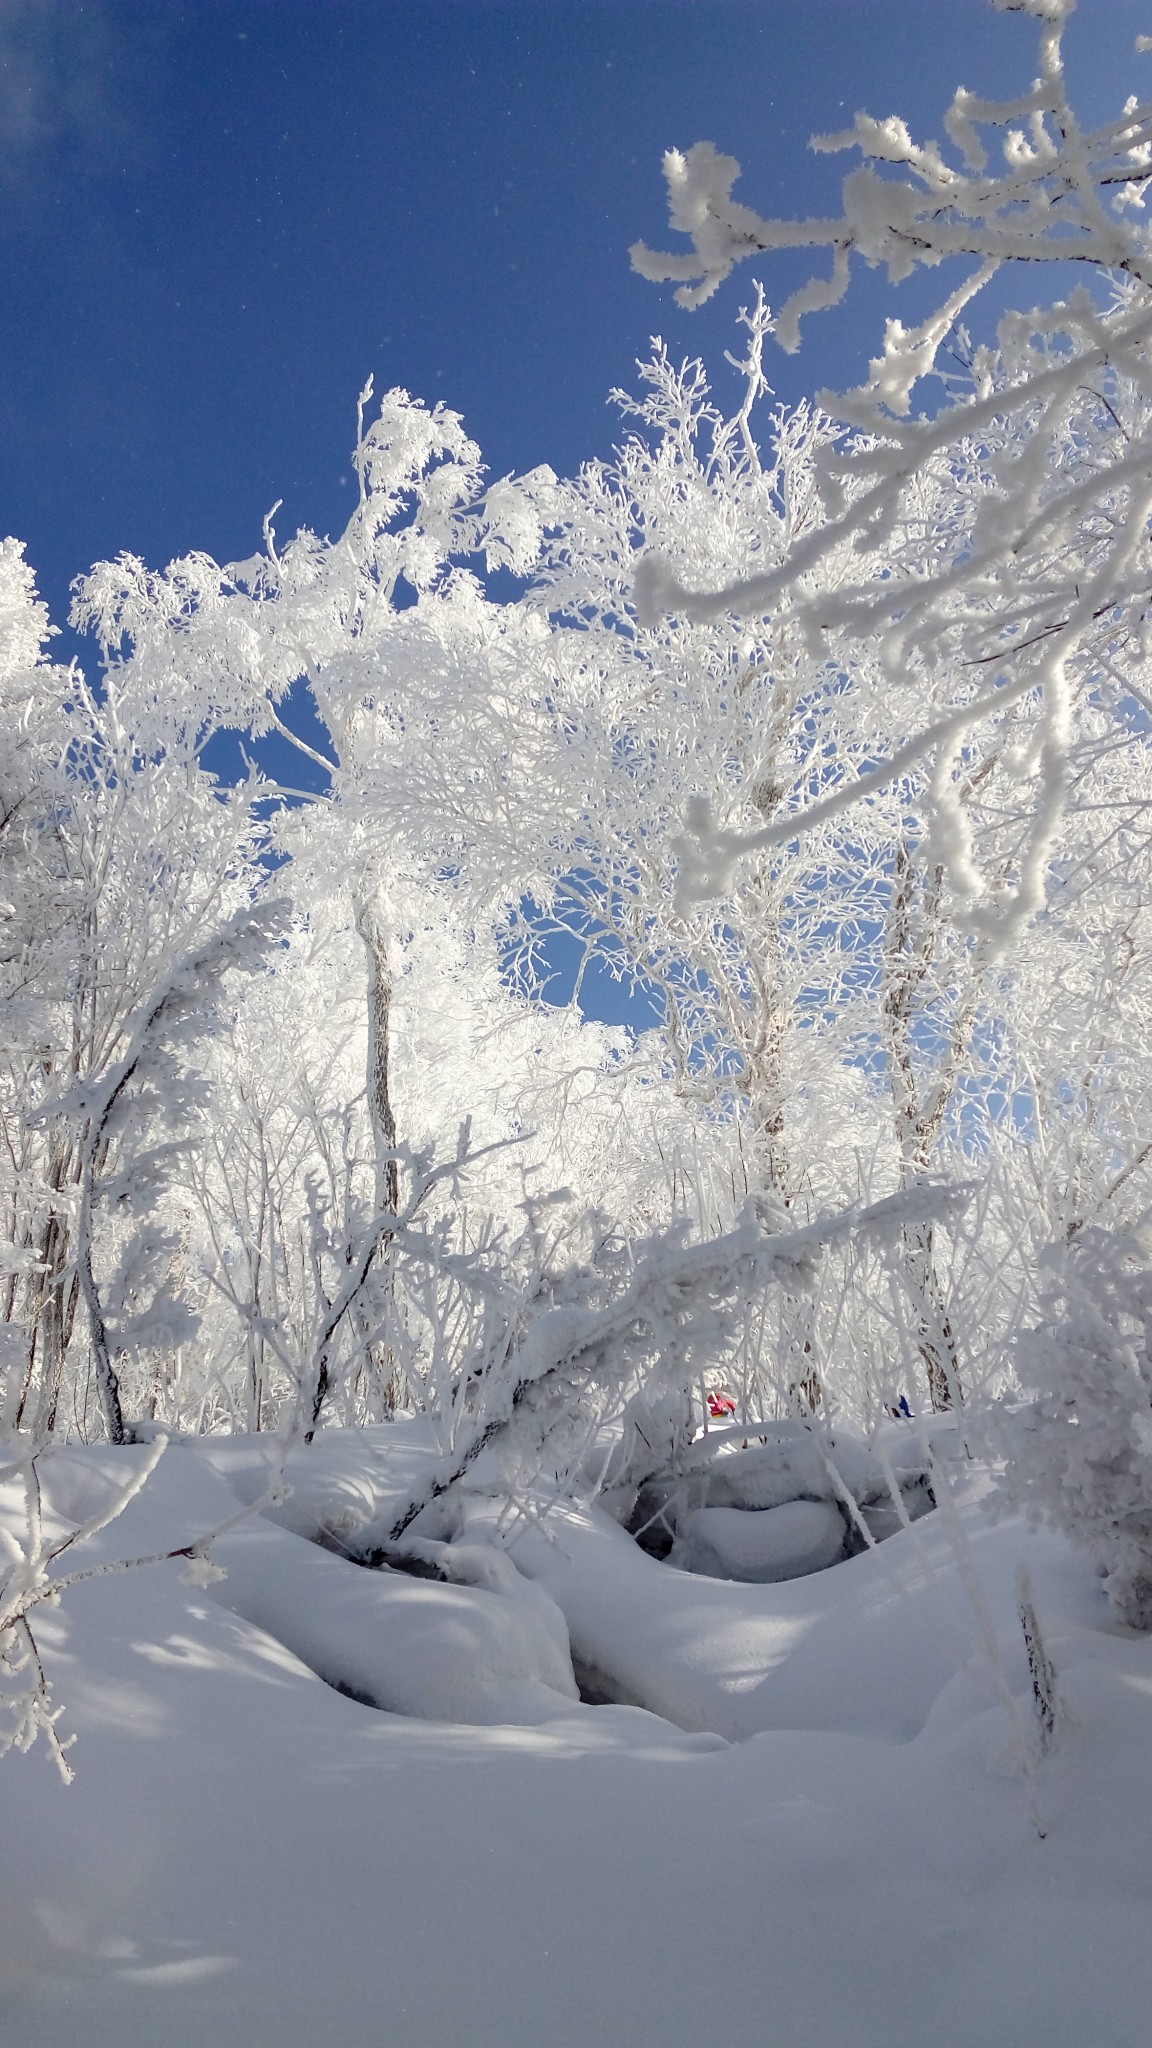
[0,1427,1150,2048]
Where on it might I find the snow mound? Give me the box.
[485,1488,1051,1743]
[627,1419,934,1569]
[206,1519,585,1725]
[21,1436,721,1743]
[196,1420,443,1549]
[674,1499,847,1582]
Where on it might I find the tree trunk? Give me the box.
[15,1130,80,1434]
[356,895,399,1219]
[354,894,403,1415]
[881,838,965,1412]
[74,1120,126,1445]
[902,1213,962,1411]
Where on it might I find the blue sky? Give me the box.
[2,0,1149,638]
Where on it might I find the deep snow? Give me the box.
[1,1425,1150,2047]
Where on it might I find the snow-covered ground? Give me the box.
[1,1425,1150,2047]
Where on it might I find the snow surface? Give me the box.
[1,1426,1151,2046]
[674,1496,848,1581]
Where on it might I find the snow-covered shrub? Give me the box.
[1001,1227,1152,1629]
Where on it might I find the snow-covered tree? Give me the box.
[1003,1225,1152,1628]
[632,0,1152,951]
[0,560,284,1441]
[5,0,1152,1482]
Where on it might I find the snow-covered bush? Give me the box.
[1001,1227,1152,1628]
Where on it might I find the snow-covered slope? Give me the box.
[1,1431,1150,2048]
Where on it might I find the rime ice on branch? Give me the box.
[633,0,1152,947]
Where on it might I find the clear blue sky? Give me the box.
[2,0,1148,634]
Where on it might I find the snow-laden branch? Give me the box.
[632,3,1152,338]
[382,1182,968,1544]
[633,1,1152,940]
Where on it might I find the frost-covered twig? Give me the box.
[634,2,1152,944]
[1017,1563,1061,1754]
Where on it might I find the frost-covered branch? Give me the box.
[383,1184,965,1543]
[632,3,1152,336]
[633,1,1152,941]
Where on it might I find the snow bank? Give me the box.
[3,1433,1152,2047]
[9,1434,724,1748]
[206,1519,584,1725]
[479,1485,1072,1743]
[674,1498,847,1581]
